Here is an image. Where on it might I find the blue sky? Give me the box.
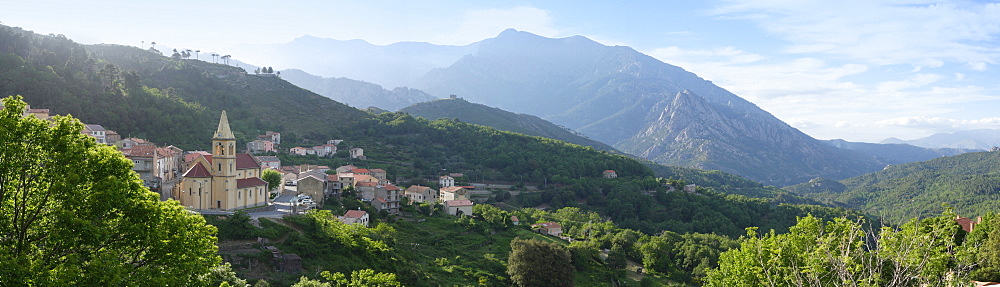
[2,0,999,142]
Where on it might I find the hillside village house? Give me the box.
[256,156,281,169]
[175,111,268,211]
[439,186,469,202]
[532,222,563,237]
[289,146,308,155]
[340,210,369,227]
[444,199,473,216]
[155,146,183,182]
[374,184,401,214]
[82,124,107,144]
[356,182,378,201]
[350,147,365,159]
[439,175,455,187]
[120,145,157,189]
[404,185,438,204]
[336,164,358,174]
[602,170,617,178]
[957,216,984,232]
[297,172,327,206]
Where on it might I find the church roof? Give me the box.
[236,153,261,169]
[183,162,212,178]
[214,110,235,139]
[237,177,268,189]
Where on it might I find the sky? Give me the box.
[2,0,1000,142]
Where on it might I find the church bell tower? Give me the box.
[211,110,237,209]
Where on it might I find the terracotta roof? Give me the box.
[604,170,616,173]
[354,174,375,182]
[440,175,453,179]
[384,184,400,191]
[125,138,151,144]
[156,147,179,157]
[445,200,474,207]
[956,216,980,233]
[237,177,268,188]
[344,210,367,218]
[327,174,339,181]
[183,162,212,178]
[351,168,371,174]
[441,186,465,193]
[184,151,211,163]
[120,145,156,157]
[236,153,261,169]
[370,168,386,173]
[376,198,387,203]
[511,216,519,222]
[356,182,377,187]
[406,185,430,193]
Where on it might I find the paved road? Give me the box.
[251,186,299,219]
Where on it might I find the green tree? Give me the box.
[290,269,401,287]
[0,96,221,286]
[262,168,282,192]
[507,238,574,287]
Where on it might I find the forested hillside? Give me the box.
[786,151,1000,222]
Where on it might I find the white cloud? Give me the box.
[645,44,1000,142]
[713,0,1000,70]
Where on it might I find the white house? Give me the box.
[340,210,369,227]
[444,200,473,216]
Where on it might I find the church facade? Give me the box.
[175,111,268,210]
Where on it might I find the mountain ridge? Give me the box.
[399,97,616,151]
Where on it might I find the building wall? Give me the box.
[298,177,326,206]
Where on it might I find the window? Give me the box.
[238,191,241,199]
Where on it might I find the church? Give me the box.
[175,111,269,210]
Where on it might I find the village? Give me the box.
[30,106,578,239]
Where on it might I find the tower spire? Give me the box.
[214,110,235,139]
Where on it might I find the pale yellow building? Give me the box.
[175,111,268,210]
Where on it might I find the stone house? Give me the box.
[404,185,438,204]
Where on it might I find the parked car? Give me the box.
[285,180,296,186]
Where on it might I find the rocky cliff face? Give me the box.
[415,29,884,186]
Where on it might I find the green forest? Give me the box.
[786,151,1000,223]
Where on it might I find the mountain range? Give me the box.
[243,29,992,186]
[279,69,436,111]
[882,129,1000,150]
[399,97,615,151]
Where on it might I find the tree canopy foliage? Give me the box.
[706,211,1000,286]
[0,96,221,286]
[507,238,574,287]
